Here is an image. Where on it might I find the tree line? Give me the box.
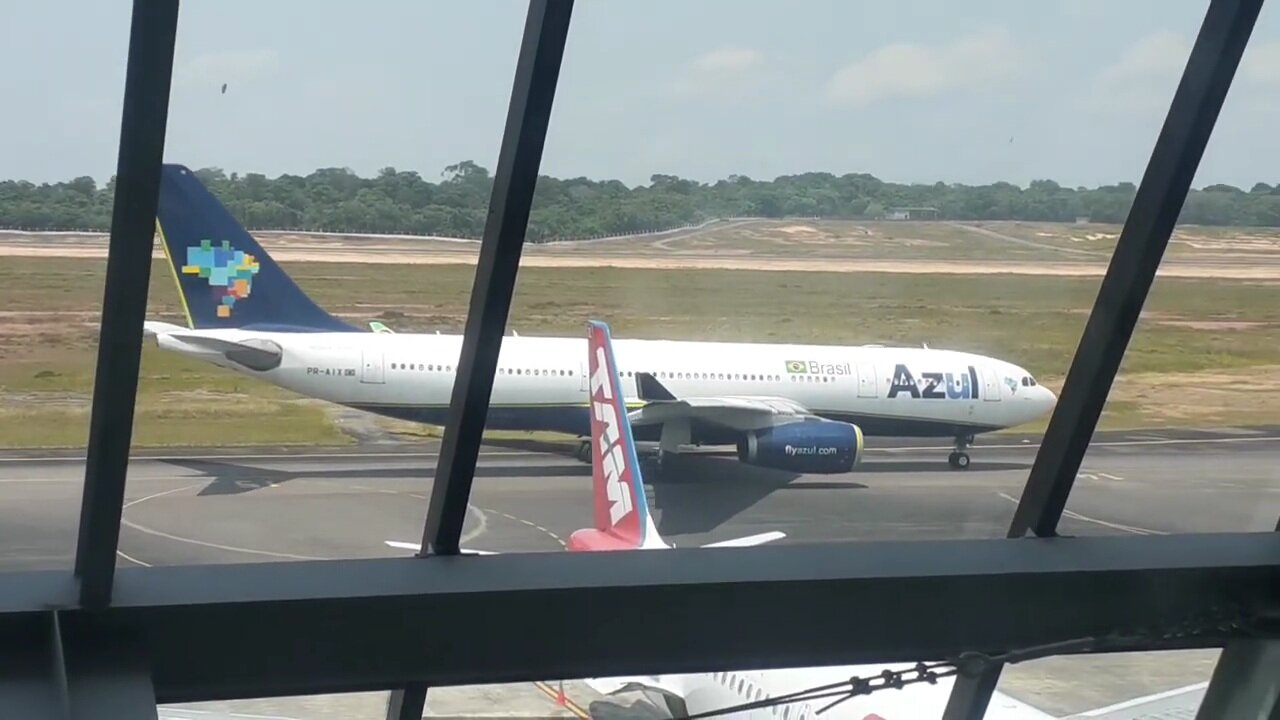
[4,160,1280,241]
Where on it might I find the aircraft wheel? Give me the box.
[575,440,591,464]
[948,452,971,470]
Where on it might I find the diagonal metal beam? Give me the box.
[384,682,427,720]
[1009,0,1263,540]
[391,1,574,716]
[417,0,575,557]
[945,2,1265,717]
[73,0,180,611]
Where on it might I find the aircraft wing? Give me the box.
[627,372,817,431]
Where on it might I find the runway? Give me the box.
[1,432,1276,718]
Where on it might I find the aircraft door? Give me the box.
[361,350,386,384]
[580,361,588,392]
[981,367,1001,401]
[856,363,878,398]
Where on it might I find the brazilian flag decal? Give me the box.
[785,360,808,374]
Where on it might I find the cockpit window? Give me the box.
[1021,376,1038,387]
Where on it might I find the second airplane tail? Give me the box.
[155,164,356,333]
[567,321,666,552]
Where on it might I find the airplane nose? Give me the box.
[1040,385,1058,412]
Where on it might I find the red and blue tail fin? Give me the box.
[155,164,356,333]
[567,321,664,552]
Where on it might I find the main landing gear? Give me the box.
[948,434,974,470]
[577,439,672,480]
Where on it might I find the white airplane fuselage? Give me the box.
[154,327,1055,442]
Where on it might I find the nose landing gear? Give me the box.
[948,434,974,470]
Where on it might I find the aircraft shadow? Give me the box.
[165,458,588,497]
[475,436,578,457]
[647,456,867,536]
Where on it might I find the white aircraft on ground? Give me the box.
[144,163,1056,472]
[387,320,1057,719]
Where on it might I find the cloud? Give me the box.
[691,47,762,74]
[1096,30,1189,88]
[823,27,1023,107]
[1241,40,1280,88]
[667,46,765,99]
[1088,32,1280,117]
[174,48,280,90]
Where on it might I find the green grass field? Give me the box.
[2,256,1279,448]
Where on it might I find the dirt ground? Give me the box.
[5,236,1280,280]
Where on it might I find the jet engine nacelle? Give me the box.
[736,419,863,474]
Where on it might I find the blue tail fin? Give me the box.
[155,164,356,332]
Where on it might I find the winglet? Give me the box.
[635,372,677,401]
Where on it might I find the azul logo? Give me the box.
[785,444,838,457]
[589,346,634,526]
[785,359,853,375]
[887,364,981,400]
[182,239,260,318]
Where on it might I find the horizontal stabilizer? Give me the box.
[701,531,787,548]
[584,675,686,701]
[383,540,496,555]
[163,333,283,372]
[143,320,187,337]
[635,372,677,401]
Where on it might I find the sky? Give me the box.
[3,1,1280,189]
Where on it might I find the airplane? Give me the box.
[386,320,1056,719]
[144,163,1057,473]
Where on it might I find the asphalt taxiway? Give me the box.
[1,430,1276,718]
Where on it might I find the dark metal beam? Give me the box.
[74,0,180,610]
[418,0,575,557]
[1194,639,1280,719]
[0,612,158,720]
[0,533,1271,703]
[944,6,1265,717]
[385,683,427,720]
[1195,518,1280,719]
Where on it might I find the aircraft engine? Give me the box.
[736,418,863,474]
